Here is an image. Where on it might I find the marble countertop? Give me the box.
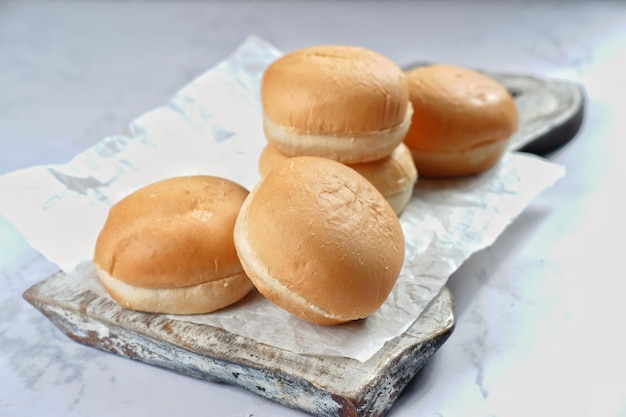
[1,2,624,416]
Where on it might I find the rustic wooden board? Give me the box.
[403,63,586,156]
[24,272,455,417]
[497,73,585,155]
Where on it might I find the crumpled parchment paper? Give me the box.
[0,35,565,362]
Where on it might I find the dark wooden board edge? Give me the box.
[23,271,455,417]
[402,63,586,157]
[514,82,585,156]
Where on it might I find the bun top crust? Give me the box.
[261,45,410,135]
[404,64,518,152]
[94,176,249,289]
[239,156,405,319]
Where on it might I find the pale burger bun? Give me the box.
[404,64,518,178]
[261,45,413,164]
[258,143,418,215]
[234,156,405,325]
[93,176,254,315]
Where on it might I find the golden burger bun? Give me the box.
[404,64,518,178]
[234,156,405,325]
[261,45,413,164]
[258,143,418,215]
[93,175,254,314]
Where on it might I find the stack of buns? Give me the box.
[233,45,413,324]
[258,45,418,215]
[93,44,520,326]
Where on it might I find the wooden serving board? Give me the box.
[23,272,455,417]
[22,71,584,416]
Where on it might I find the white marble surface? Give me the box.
[1,1,625,416]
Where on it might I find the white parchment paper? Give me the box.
[0,35,564,362]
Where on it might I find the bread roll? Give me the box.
[404,64,518,178]
[261,45,413,164]
[259,143,418,215]
[93,176,254,314]
[234,156,405,325]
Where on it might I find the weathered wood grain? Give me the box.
[23,272,455,417]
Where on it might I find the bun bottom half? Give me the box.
[97,268,254,315]
[232,225,352,325]
[410,140,509,178]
